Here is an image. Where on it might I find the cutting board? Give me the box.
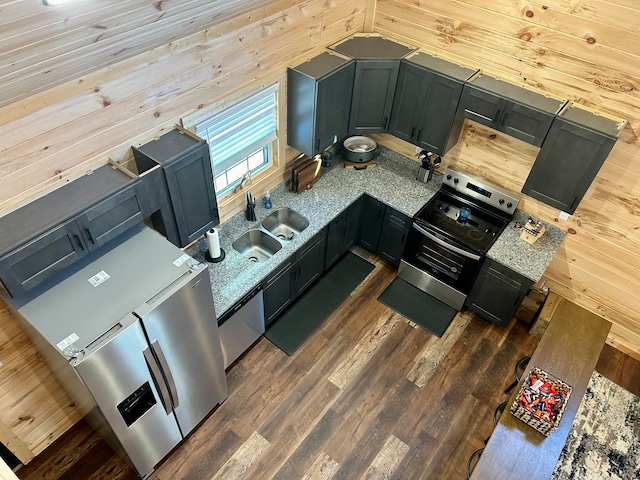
[290,155,321,193]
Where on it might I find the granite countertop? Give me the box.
[487,210,567,282]
[187,146,566,317]
[186,147,441,316]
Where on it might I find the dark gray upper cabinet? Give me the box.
[389,53,477,156]
[287,52,355,156]
[330,36,416,134]
[0,164,143,299]
[76,182,145,250]
[133,128,220,247]
[457,74,564,147]
[522,105,623,213]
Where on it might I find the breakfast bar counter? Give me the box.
[470,296,611,479]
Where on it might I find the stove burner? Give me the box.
[467,229,484,241]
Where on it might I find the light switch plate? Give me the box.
[558,211,570,221]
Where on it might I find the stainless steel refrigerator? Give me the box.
[13,225,227,478]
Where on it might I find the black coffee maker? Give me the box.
[416,150,441,183]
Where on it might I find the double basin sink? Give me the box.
[232,208,309,263]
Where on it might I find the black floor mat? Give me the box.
[264,252,375,355]
[377,278,458,337]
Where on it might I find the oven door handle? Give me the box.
[411,222,482,261]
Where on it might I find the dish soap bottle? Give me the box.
[263,190,272,209]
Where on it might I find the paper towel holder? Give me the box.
[204,228,226,263]
[205,248,225,263]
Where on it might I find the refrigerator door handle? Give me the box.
[150,340,179,409]
[142,346,173,415]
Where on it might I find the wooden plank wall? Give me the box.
[0,0,367,462]
[371,0,640,359]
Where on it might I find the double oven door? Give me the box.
[399,219,483,310]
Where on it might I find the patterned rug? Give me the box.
[552,371,640,480]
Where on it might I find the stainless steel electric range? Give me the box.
[399,167,520,310]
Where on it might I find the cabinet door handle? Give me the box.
[84,228,95,245]
[464,109,493,123]
[410,127,416,139]
[384,116,389,129]
[316,138,320,152]
[416,129,421,141]
[73,235,85,251]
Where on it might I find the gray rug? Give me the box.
[552,371,640,480]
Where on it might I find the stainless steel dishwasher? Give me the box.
[217,284,265,368]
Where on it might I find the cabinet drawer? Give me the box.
[384,207,411,228]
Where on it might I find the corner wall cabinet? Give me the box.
[0,165,144,300]
[133,128,220,247]
[329,35,416,134]
[522,105,624,214]
[465,258,534,328]
[287,52,355,157]
[456,74,564,147]
[389,52,477,156]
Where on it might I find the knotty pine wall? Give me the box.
[0,0,367,462]
[370,0,640,360]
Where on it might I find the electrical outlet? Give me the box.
[558,211,570,221]
[415,146,422,154]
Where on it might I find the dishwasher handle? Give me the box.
[218,283,263,327]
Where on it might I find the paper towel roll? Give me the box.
[206,228,221,259]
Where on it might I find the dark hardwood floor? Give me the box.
[15,255,640,480]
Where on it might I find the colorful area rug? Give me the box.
[552,371,640,480]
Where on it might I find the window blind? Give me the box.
[195,83,278,173]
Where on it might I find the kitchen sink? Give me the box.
[232,229,282,263]
[261,208,309,242]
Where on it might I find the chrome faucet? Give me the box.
[245,192,256,221]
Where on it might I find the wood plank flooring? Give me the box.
[15,256,640,480]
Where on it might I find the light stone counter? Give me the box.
[186,146,566,317]
[186,147,441,316]
[487,210,567,282]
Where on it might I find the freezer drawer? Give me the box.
[75,314,182,478]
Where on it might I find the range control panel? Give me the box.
[442,167,520,214]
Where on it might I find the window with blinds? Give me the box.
[194,83,279,195]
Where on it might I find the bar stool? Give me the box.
[504,355,531,394]
[466,400,508,478]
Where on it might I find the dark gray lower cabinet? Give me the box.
[293,230,326,296]
[359,196,386,252]
[263,259,294,326]
[465,259,533,328]
[377,208,410,268]
[325,210,347,270]
[263,229,327,325]
[325,198,364,270]
[344,196,363,251]
[359,195,410,268]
